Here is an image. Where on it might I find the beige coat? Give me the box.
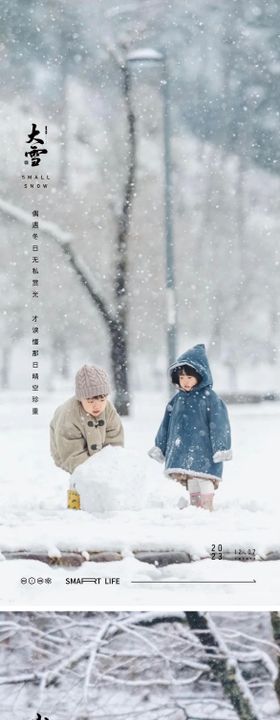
[50,396,124,474]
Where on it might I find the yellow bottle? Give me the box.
[67,487,81,510]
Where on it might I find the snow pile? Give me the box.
[73,446,181,513]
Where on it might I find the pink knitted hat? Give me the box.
[75,365,111,400]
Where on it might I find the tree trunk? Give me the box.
[58,54,69,188]
[109,319,129,415]
[271,612,280,704]
[110,62,136,415]
[1,345,11,389]
[61,340,70,379]
[185,612,262,720]
[64,243,131,415]
[269,303,278,365]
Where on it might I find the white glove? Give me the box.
[213,449,232,463]
[148,446,165,463]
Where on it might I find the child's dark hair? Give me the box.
[171,365,202,386]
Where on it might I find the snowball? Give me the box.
[72,446,181,514]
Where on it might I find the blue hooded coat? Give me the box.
[155,344,232,481]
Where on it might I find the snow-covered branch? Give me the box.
[0,612,278,720]
[0,196,114,327]
[0,197,72,243]
[185,612,264,720]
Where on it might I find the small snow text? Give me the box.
[22,173,50,189]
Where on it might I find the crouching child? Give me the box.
[50,365,124,507]
[149,344,232,511]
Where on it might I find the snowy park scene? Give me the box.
[0,387,279,607]
[0,610,280,720]
[0,0,280,610]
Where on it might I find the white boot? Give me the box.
[190,492,201,508]
[200,493,214,512]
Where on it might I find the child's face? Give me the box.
[178,373,198,392]
[81,395,108,416]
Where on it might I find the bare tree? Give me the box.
[0,611,278,720]
[0,58,136,419]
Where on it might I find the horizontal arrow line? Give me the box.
[130,580,256,584]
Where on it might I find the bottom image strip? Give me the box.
[0,611,279,720]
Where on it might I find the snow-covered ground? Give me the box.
[0,390,279,607]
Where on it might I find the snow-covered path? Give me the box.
[0,391,279,607]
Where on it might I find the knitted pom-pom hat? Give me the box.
[75,364,111,400]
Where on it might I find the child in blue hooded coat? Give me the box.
[149,344,232,511]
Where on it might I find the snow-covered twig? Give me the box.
[235,649,277,680]
[0,672,41,686]
[222,628,280,654]
[94,671,204,687]
[83,621,111,704]
[111,619,209,672]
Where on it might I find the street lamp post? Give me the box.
[126,49,177,372]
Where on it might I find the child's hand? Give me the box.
[148,446,165,463]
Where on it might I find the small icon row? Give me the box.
[20,577,52,585]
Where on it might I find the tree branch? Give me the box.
[185,612,263,720]
[0,197,115,328]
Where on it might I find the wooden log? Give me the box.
[88,552,122,562]
[134,551,191,566]
[264,551,280,561]
[3,552,84,567]
[2,550,278,567]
